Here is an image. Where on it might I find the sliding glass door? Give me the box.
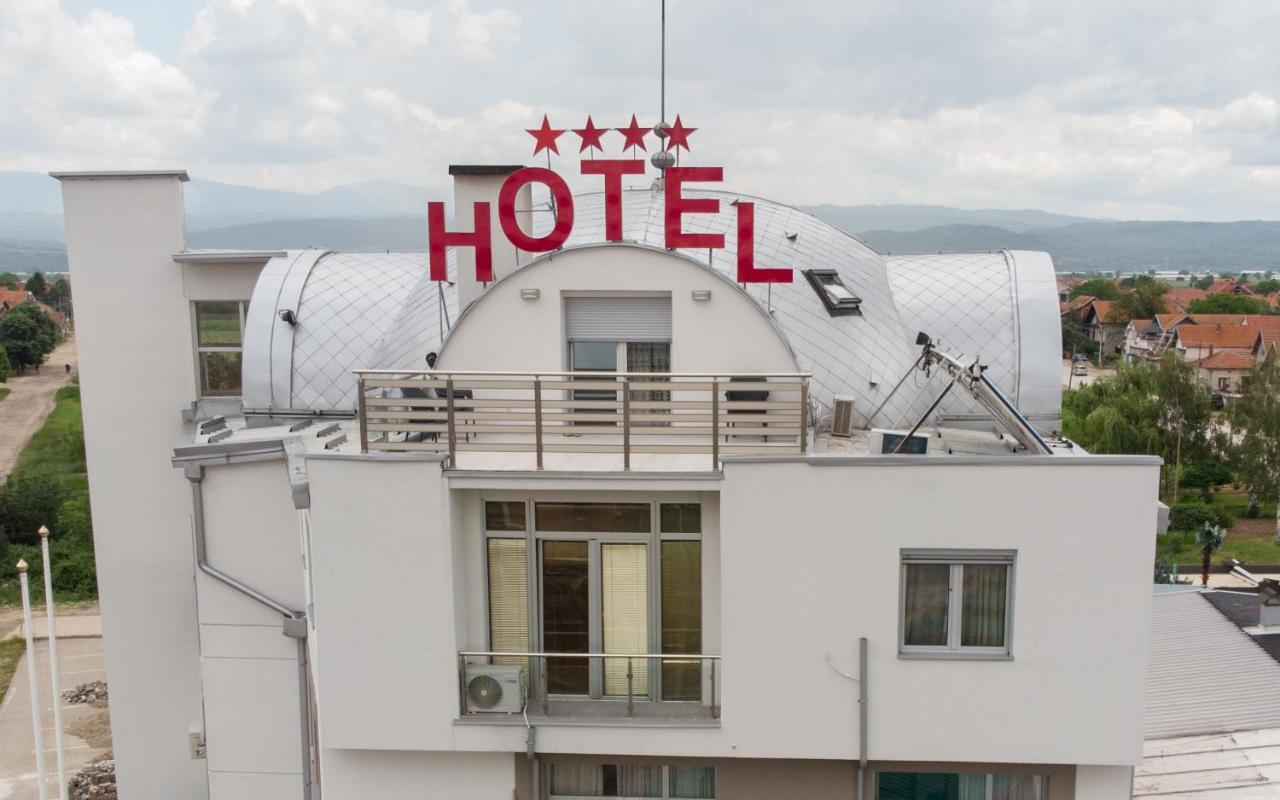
[542,540,590,695]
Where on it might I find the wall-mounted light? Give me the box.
[278,309,298,326]
[691,290,712,302]
[520,288,540,300]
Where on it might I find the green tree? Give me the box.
[0,272,19,290]
[1254,278,1280,294]
[1195,521,1227,586]
[1186,293,1271,315]
[1113,275,1169,320]
[1070,278,1121,301]
[25,271,48,301]
[1062,355,1212,499]
[44,277,71,314]
[1193,275,1216,290]
[1227,352,1280,543]
[0,473,65,546]
[0,303,59,371]
[0,347,10,383]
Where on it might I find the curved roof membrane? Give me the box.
[242,187,1061,430]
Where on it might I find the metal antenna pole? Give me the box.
[18,561,48,800]
[660,0,666,125]
[39,528,67,800]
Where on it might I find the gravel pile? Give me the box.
[63,680,108,706]
[70,758,116,800]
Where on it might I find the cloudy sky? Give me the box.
[5,0,1280,219]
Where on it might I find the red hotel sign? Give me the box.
[426,116,793,285]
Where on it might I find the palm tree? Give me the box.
[1195,522,1227,587]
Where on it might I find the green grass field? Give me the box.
[0,384,92,607]
[0,637,25,703]
[1159,491,1280,566]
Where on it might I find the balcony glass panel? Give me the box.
[535,503,651,533]
[661,541,702,700]
[542,540,590,694]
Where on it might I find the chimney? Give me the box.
[449,165,532,309]
[1261,579,1280,628]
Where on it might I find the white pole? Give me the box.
[39,527,68,800]
[18,560,49,800]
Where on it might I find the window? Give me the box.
[483,500,704,702]
[194,300,248,397]
[1217,376,1231,390]
[900,550,1014,658]
[803,269,862,316]
[548,763,715,799]
[876,772,1046,800]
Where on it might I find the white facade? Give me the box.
[57,167,1161,800]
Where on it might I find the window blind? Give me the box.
[602,543,649,696]
[565,296,672,342]
[486,538,528,667]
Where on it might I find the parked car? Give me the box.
[1072,353,1090,361]
[1072,363,1088,377]
[1211,392,1226,410]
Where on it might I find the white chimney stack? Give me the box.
[449,165,532,309]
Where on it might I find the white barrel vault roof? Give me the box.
[242,186,1061,430]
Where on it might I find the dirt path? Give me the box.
[0,338,77,481]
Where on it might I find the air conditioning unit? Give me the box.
[831,395,856,437]
[869,428,931,455]
[464,664,526,714]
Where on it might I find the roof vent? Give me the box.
[804,269,862,316]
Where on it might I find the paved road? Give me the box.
[0,338,78,480]
[1061,358,1115,389]
[0,627,107,800]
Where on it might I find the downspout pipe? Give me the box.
[857,636,868,800]
[184,463,314,800]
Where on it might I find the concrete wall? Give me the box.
[196,458,306,799]
[438,244,798,376]
[300,450,1155,781]
[58,174,210,800]
[717,458,1158,769]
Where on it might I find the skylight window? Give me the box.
[804,269,863,316]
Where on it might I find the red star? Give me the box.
[664,114,696,152]
[526,114,565,156]
[573,115,607,153]
[618,114,648,151]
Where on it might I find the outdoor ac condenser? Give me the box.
[831,395,856,437]
[464,664,526,714]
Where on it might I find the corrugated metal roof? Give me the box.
[1146,592,1280,739]
[1137,727,1280,797]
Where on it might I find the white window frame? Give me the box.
[898,549,1015,660]
[546,763,716,800]
[873,771,1045,800]
[192,300,248,398]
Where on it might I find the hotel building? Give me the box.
[54,158,1159,800]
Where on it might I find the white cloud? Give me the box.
[7,0,1280,218]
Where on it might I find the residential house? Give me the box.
[1191,351,1256,394]
[1174,324,1261,363]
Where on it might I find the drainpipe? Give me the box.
[857,637,868,800]
[184,463,315,800]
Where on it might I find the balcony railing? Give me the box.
[356,370,810,470]
[457,651,720,721]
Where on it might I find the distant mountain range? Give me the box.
[4,170,1280,272]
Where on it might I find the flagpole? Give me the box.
[39,526,68,800]
[18,559,49,800]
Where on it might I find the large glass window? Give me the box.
[194,300,247,397]
[483,500,704,703]
[900,551,1014,656]
[548,764,715,799]
[876,772,1046,799]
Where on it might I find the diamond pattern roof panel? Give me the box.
[244,187,1058,429]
